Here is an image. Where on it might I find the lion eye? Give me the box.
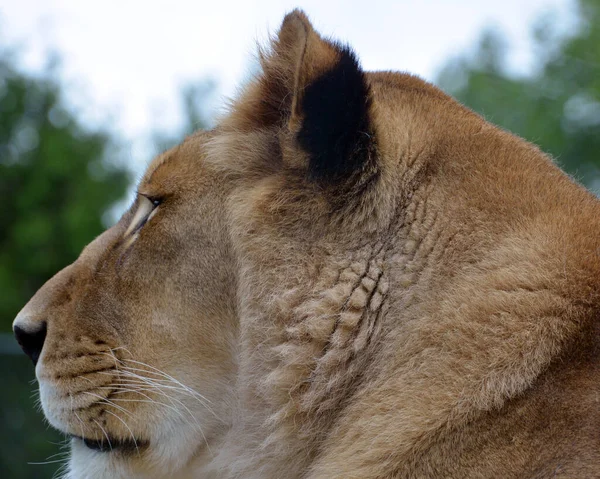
[124,195,160,237]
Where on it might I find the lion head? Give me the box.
[13,10,600,479]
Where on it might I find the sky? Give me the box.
[0,0,576,169]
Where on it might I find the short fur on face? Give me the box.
[14,9,600,479]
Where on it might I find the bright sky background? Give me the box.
[1,0,576,170]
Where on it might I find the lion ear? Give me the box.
[233,10,376,183]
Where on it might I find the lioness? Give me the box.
[12,9,600,479]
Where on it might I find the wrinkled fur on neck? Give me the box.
[204,86,597,479]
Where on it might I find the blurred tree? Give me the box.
[436,0,600,188]
[0,52,129,477]
[0,55,130,334]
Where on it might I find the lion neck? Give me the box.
[210,172,585,478]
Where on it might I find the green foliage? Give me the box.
[0,55,130,333]
[436,0,600,188]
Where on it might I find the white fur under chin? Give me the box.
[66,407,221,479]
[67,434,217,479]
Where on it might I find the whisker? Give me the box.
[28,448,70,467]
[28,458,69,465]
[52,459,71,479]
[109,396,187,422]
[120,359,214,404]
[99,353,215,408]
[110,346,135,358]
[89,383,187,422]
[117,371,207,401]
[93,419,113,452]
[117,367,220,420]
[103,409,140,456]
[119,370,220,421]
[116,371,191,389]
[73,410,87,445]
[39,450,70,461]
[81,391,136,420]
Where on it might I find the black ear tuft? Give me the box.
[297,45,374,182]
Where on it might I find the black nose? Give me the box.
[14,322,47,366]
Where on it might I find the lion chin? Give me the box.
[13,8,600,479]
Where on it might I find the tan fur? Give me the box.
[14,10,600,478]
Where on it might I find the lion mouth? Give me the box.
[73,435,147,454]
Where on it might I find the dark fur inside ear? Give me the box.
[297,45,374,182]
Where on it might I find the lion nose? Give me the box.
[13,320,47,366]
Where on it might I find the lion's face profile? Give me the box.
[13,10,600,479]
[13,135,239,476]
